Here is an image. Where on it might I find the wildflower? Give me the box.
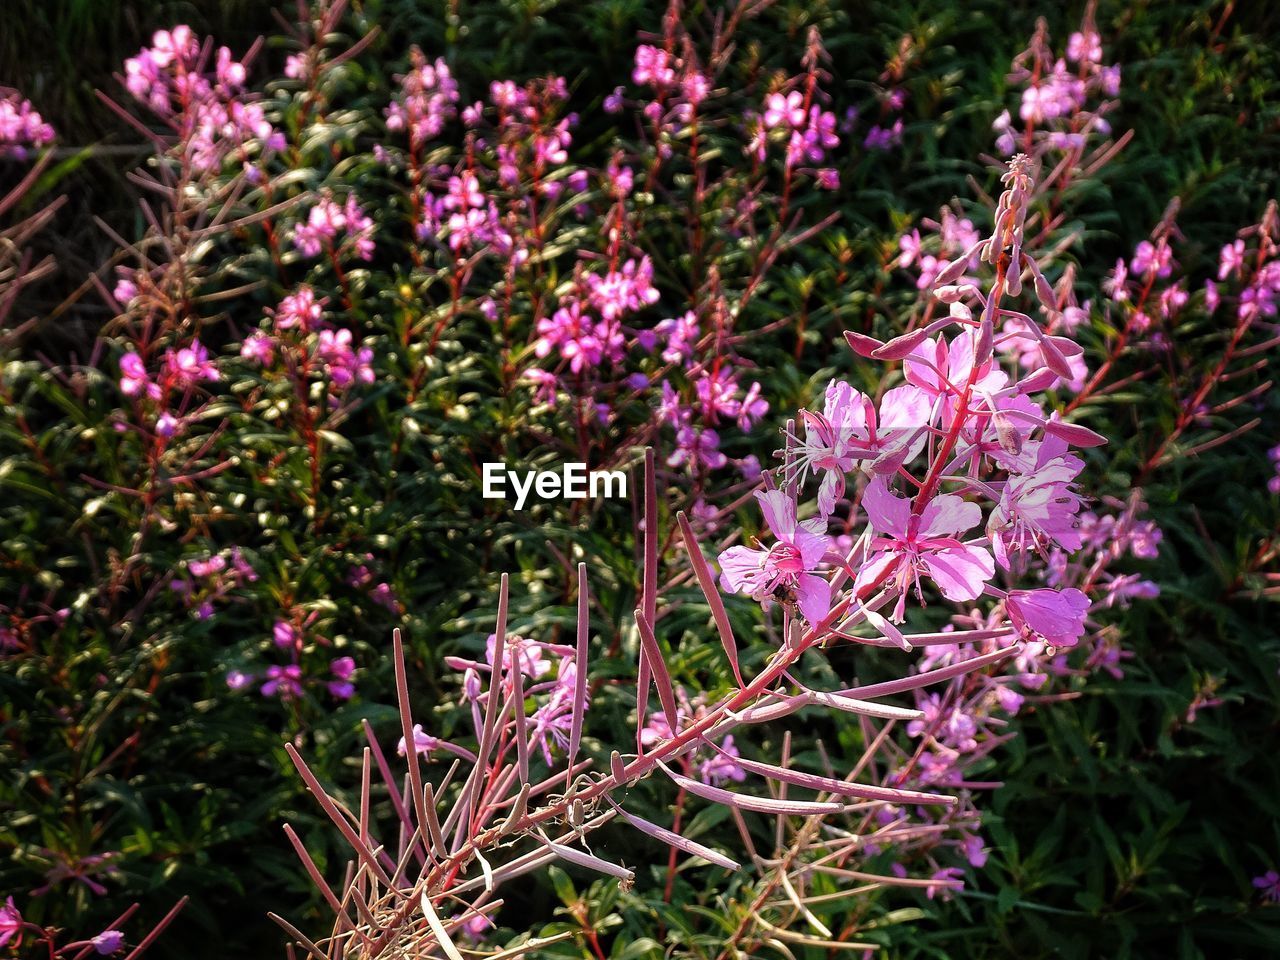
[1254,870,1280,903]
[1005,588,1090,647]
[718,489,832,623]
[271,286,325,333]
[92,930,125,955]
[163,340,218,387]
[632,45,676,89]
[668,425,727,472]
[0,898,20,949]
[240,331,275,365]
[397,723,439,758]
[485,632,551,679]
[272,620,299,650]
[855,478,995,620]
[119,352,158,399]
[261,664,303,699]
[1219,239,1246,280]
[699,735,747,786]
[763,91,805,131]
[986,435,1085,568]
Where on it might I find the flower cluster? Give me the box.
[993,6,1120,158]
[0,88,55,159]
[293,193,376,262]
[716,156,1118,890]
[169,548,258,620]
[122,26,282,173]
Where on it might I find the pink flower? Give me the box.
[632,45,675,88]
[987,435,1085,568]
[1006,588,1090,647]
[92,929,125,955]
[397,723,439,758]
[1219,239,1246,280]
[854,478,995,620]
[164,340,218,387]
[0,897,21,949]
[1253,870,1280,903]
[119,352,157,399]
[261,664,303,699]
[486,633,551,678]
[272,620,299,650]
[271,286,325,333]
[904,333,1008,408]
[640,705,686,746]
[718,489,832,624]
[699,735,747,786]
[240,332,275,365]
[763,91,805,131]
[790,381,931,516]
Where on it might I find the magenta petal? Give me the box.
[795,573,832,624]
[919,492,983,538]
[862,477,911,539]
[717,545,767,594]
[754,488,797,539]
[921,544,994,601]
[1007,587,1090,646]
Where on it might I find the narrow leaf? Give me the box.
[635,609,680,740]
[677,510,743,686]
[607,798,740,870]
[657,760,843,815]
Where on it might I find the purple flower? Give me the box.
[273,620,299,650]
[1253,870,1280,903]
[0,897,20,949]
[397,723,439,759]
[261,664,303,699]
[271,286,325,333]
[1006,588,1090,648]
[699,735,747,786]
[92,929,125,955]
[855,478,995,620]
[718,489,832,624]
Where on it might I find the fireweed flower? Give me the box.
[986,434,1086,568]
[698,735,747,786]
[0,91,55,158]
[485,632,551,679]
[786,381,930,516]
[718,489,832,623]
[261,664,303,699]
[0,898,20,949]
[1005,588,1090,647]
[92,929,125,955]
[397,723,440,759]
[1253,870,1280,903]
[855,479,995,621]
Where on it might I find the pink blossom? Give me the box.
[1253,870,1280,903]
[987,435,1085,568]
[271,286,325,333]
[718,489,831,623]
[261,664,303,699]
[0,897,20,949]
[854,478,995,620]
[397,723,439,758]
[92,929,125,955]
[763,91,805,131]
[699,735,747,786]
[1006,588,1090,647]
[485,633,551,678]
